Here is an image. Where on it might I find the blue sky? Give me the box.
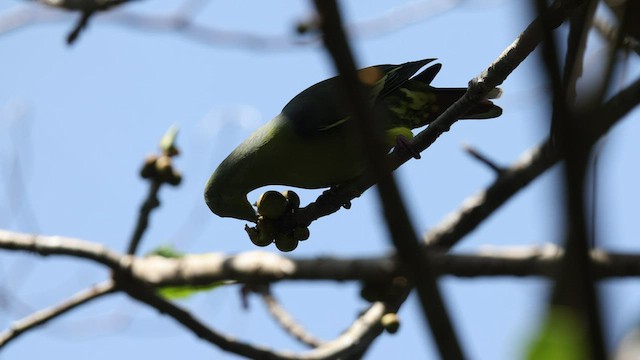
[1,1,639,359]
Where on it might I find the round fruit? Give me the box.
[140,155,158,178]
[245,225,272,247]
[257,216,278,237]
[292,227,310,241]
[282,190,301,209]
[155,155,172,175]
[274,232,298,252]
[256,191,288,220]
[166,170,182,185]
[381,313,400,334]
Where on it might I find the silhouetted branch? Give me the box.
[1,0,460,49]
[0,280,116,347]
[127,126,182,255]
[463,144,504,174]
[593,16,640,55]
[423,72,640,250]
[0,229,124,269]
[256,286,325,348]
[120,268,393,360]
[312,1,464,358]
[291,0,587,229]
[6,228,640,282]
[535,0,607,357]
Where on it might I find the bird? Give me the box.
[205,58,502,223]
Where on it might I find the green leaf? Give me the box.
[146,244,184,259]
[146,245,235,299]
[526,307,588,360]
[157,281,235,300]
[159,124,180,156]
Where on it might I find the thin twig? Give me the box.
[462,144,504,174]
[1,0,460,50]
[66,9,93,44]
[0,280,117,347]
[127,180,161,255]
[257,286,325,348]
[119,270,393,360]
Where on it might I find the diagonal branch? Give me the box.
[291,0,587,229]
[256,286,325,348]
[312,1,463,358]
[119,270,392,360]
[0,280,117,347]
[424,73,640,250]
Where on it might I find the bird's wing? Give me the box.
[369,58,436,101]
[282,59,437,137]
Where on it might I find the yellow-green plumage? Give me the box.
[205,59,502,222]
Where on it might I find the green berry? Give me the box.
[140,155,158,179]
[282,190,301,209]
[245,225,272,247]
[155,155,172,175]
[257,216,278,238]
[257,191,288,219]
[292,227,310,241]
[381,313,400,334]
[166,170,182,186]
[274,232,298,252]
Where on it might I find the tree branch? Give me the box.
[256,285,325,348]
[4,229,640,283]
[0,280,116,347]
[292,0,587,229]
[312,1,463,358]
[119,269,392,360]
[127,179,161,254]
[0,229,125,269]
[1,0,460,50]
[423,73,640,250]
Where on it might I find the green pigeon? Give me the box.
[205,59,502,223]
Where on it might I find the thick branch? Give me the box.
[0,229,125,269]
[3,230,640,284]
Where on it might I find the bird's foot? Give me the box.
[395,135,421,160]
[245,190,310,252]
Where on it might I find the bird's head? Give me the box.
[204,189,257,223]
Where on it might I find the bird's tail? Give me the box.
[431,87,503,120]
